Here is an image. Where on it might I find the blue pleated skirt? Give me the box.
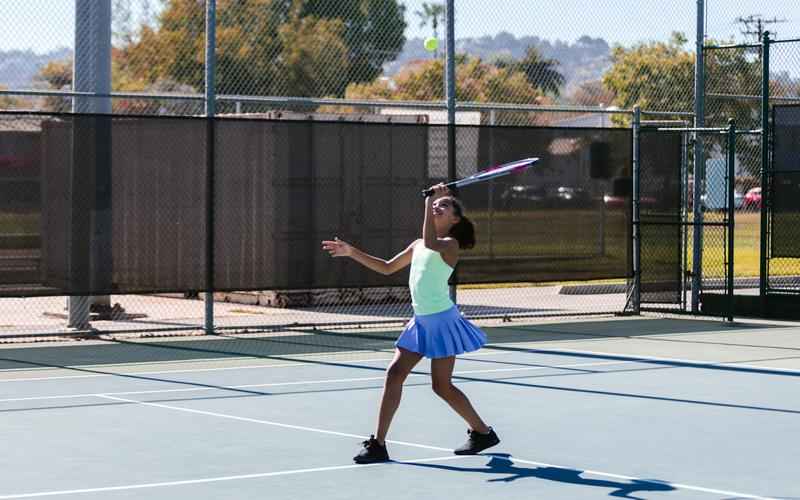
[395,305,487,359]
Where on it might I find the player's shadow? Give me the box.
[404,453,675,499]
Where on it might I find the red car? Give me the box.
[744,187,761,209]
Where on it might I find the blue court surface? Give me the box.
[1,316,799,499]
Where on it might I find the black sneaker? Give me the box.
[354,435,390,464]
[454,427,500,455]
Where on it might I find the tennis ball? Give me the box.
[424,36,439,52]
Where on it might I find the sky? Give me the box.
[1,0,799,53]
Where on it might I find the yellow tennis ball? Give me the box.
[424,36,439,52]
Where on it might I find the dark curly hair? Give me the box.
[447,197,476,249]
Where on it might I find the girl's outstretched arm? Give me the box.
[322,238,418,275]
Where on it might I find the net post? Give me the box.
[632,106,641,314]
[727,119,736,322]
[204,0,217,335]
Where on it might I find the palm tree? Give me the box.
[415,3,445,56]
[518,46,565,97]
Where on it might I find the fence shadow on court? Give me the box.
[0,318,782,372]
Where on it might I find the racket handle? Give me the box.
[420,182,457,198]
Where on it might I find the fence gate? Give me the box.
[635,121,737,320]
[768,105,800,295]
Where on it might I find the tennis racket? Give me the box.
[421,157,540,197]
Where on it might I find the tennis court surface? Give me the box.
[2,315,799,500]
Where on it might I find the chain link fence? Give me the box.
[1,0,704,119]
[1,1,799,338]
[702,1,800,297]
[701,42,760,301]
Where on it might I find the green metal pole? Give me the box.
[445,0,456,304]
[759,31,770,307]
[691,0,706,313]
[727,119,736,322]
[632,106,641,314]
[205,0,216,335]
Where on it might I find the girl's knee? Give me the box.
[386,364,409,385]
[432,380,453,398]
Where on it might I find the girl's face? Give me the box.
[432,196,461,229]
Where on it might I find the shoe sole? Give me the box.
[353,456,390,464]
[453,438,500,455]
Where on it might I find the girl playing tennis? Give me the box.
[321,183,500,464]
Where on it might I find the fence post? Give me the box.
[632,106,641,314]
[681,130,690,311]
[69,0,112,330]
[759,31,771,306]
[445,0,457,304]
[727,119,736,322]
[488,109,495,260]
[204,0,216,335]
[691,0,705,313]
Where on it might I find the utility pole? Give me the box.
[735,15,786,43]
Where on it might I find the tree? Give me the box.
[604,32,762,123]
[117,0,406,98]
[568,80,616,107]
[0,86,23,110]
[493,46,564,97]
[113,0,155,46]
[516,47,565,97]
[604,33,764,175]
[415,2,444,57]
[703,42,762,128]
[302,0,407,89]
[277,14,350,97]
[345,56,543,123]
[415,2,444,39]
[347,56,540,103]
[34,60,73,111]
[602,32,695,115]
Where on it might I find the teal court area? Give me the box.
[2,316,798,500]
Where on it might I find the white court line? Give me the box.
[0,349,517,383]
[528,347,800,375]
[0,455,467,499]
[4,393,771,500]
[0,360,628,403]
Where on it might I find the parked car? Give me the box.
[555,186,590,206]
[735,190,745,209]
[602,194,658,209]
[699,190,744,210]
[500,185,547,210]
[744,187,761,209]
[501,185,592,210]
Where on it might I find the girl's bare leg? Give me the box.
[375,347,423,444]
[430,356,490,433]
